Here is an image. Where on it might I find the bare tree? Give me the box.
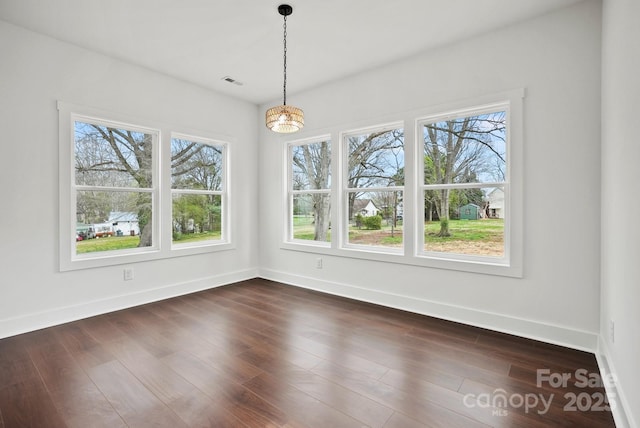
[292,141,331,241]
[85,126,155,245]
[75,125,220,247]
[347,129,404,219]
[423,112,505,236]
[171,140,222,190]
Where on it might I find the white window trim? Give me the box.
[58,101,234,272]
[280,89,524,278]
[340,122,405,254]
[170,132,230,250]
[284,135,332,246]
[416,101,511,266]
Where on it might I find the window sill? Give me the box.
[61,242,235,272]
[280,241,522,278]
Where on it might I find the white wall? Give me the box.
[601,0,640,426]
[259,1,602,350]
[0,20,259,338]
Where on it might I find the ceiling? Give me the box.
[0,0,583,104]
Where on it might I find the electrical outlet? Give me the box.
[123,267,134,281]
[316,258,323,269]
[610,320,615,343]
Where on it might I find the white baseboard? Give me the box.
[259,268,599,352]
[596,336,635,428]
[3,268,599,352]
[0,267,259,340]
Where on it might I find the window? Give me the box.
[418,106,508,261]
[343,125,404,251]
[73,118,159,256]
[171,135,227,247]
[288,138,331,244]
[59,102,231,271]
[282,90,523,276]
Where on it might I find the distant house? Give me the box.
[352,199,379,217]
[108,211,140,236]
[485,188,504,218]
[460,203,481,220]
[396,201,404,219]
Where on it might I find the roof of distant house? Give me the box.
[108,212,138,222]
[353,199,378,212]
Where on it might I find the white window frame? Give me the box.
[341,122,405,255]
[285,135,332,247]
[416,101,514,269]
[170,133,229,250]
[58,101,233,271]
[280,89,523,277]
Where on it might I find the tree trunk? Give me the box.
[438,188,451,237]
[313,194,331,241]
[137,193,153,247]
[139,220,153,246]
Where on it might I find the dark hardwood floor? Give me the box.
[0,278,616,427]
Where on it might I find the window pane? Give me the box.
[423,187,504,257]
[347,128,404,188]
[75,121,153,188]
[171,139,223,191]
[292,141,331,190]
[423,111,506,185]
[75,190,152,254]
[292,193,331,242]
[172,194,222,244]
[347,191,403,248]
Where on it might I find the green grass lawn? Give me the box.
[292,215,503,256]
[77,218,501,254]
[348,223,403,247]
[76,231,222,254]
[424,219,504,242]
[76,235,140,253]
[292,216,331,241]
[173,231,222,244]
[424,218,504,256]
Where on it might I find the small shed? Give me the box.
[460,203,481,220]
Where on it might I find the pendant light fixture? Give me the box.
[265,4,304,133]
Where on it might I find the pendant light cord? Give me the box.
[282,15,288,106]
[266,5,303,133]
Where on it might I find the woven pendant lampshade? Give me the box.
[265,104,304,133]
[266,4,304,133]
